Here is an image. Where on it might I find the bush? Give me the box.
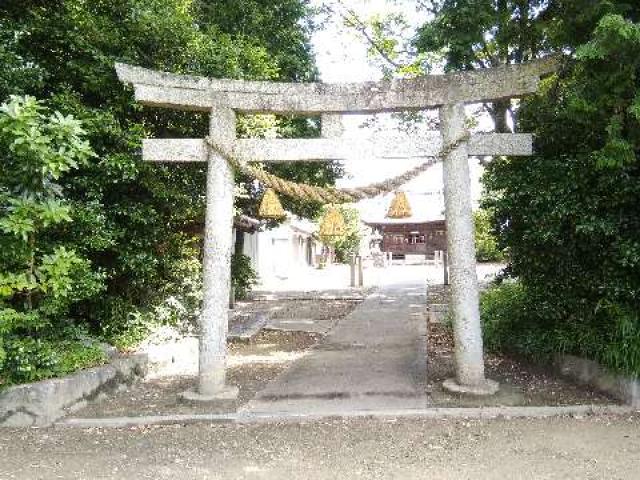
[474,209,505,263]
[231,252,258,300]
[97,300,156,352]
[481,282,640,376]
[480,281,563,361]
[482,15,640,377]
[480,282,527,354]
[1,332,107,386]
[99,242,204,349]
[0,96,106,385]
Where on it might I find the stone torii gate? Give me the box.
[117,58,556,400]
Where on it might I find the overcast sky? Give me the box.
[308,0,485,220]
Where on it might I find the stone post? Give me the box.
[443,251,449,286]
[350,255,357,287]
[181,107,239,402]
[440,103,498,395]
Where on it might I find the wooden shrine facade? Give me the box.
[367,221,446,258]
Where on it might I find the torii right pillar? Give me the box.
[440,103,499,395]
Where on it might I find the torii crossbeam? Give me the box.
[117,58,556,401]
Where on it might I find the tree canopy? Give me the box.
[0,0,336,383]
[359,0,640,374]
[482,11,640,373]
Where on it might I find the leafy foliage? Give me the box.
[474,209,505,263]
[481,281,640,376]
[318,205,363,263]
[414,0,550,131]
[195,0,318,82]
[0,96,105,384]
[412,1,640,374]
[4,336,107,384]
[231,253,258,301]
[415,0,548,69]
[482,12,640,375]
[414,1,638,130]
[0,0,328,383]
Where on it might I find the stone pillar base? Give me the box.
[443,378,499,396]
[179,385,239,403]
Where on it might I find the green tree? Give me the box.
[412,1,637,131]
[415,0,550,131]
[318,205,363,264]
[474,209,505,262]
[0,96,105,383]
[0,1,333,350]
[482,13,640,374]
[408,1,640,373]
[195,0,318,81]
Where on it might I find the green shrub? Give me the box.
[98,301,155,352]
[102,249,257,349]
[2,337,59,384]
[0,95,106,385]
[231,252,258,300]
[481,282,640,376]
[94,238,204,349]
[0,1,333,383]
[480,281,563,361]
[481,14,640,378]
[474,209,505,263]
[480,281,525,353]
[56,341,107,375]
[1,335,107,386]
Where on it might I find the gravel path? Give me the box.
[1,414,639,479]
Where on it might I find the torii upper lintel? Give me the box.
[116,57,558,114]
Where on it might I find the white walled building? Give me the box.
[235,216,324,283]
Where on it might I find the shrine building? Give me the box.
[363,192,447,261]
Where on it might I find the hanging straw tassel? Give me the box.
[386,191,412,219]
[258,188,286,219]
[319,205,346,239]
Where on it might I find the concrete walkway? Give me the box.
[243,279,429,415]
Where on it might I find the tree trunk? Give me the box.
[492,98,512,133]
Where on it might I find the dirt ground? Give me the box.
[233,297,364,322]
[75,298,361,418]
[75,330,321,417]
[2,285,637,479]
[1,414,639,479]
[427,323,617,407]
[425,284,616,407]
[72,287,615,419]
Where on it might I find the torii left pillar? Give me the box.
[180,107,239,401]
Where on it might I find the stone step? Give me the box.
[228,313,268,342]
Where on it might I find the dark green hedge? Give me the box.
[482,14,640,376]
